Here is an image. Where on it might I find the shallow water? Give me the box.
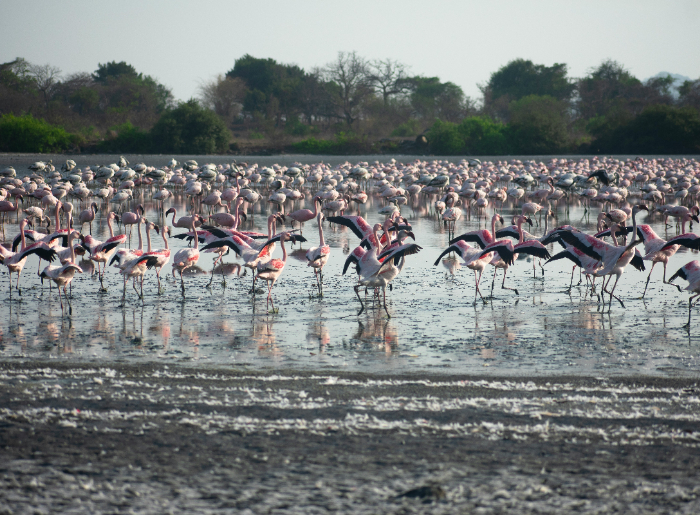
[1,155,700,377]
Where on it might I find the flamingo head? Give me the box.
[525,217,534,227]
[238,210,247,223]
[635,204,649,213]
[165,208,175,216]
[496,214,504,225]
[154,224,160,235]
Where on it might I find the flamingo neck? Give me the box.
[267,216,274,239]
[19,220,26,251]
[55,204,61,231]
[146,225,152,252]
[169,209,176,225]
[491,215,497,241]
[516,218,524,244]
[312,199,320,217]
[163,229,169,250]
[107,217,114,238]
[69,232,76,263]
[136,220,143,251]
[281,238,287,263]
[192,221,199,250]
[317,213,325,247]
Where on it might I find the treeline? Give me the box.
[1,54,699,155]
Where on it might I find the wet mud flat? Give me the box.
[1,361,700,514]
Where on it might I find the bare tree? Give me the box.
[323,51,373,128]
[198,75,247,125]
[367,59,410,106]
[28,63,62,109]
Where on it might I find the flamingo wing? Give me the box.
[661,234,700,251]
[326,215,372,240]
[479,242,514,265]
[433,243,471,266]
[555,230,606,261]
[514,241,551,260]
[449,229,492,249]
[201,238,244,256]
[630,249,646,272]
[545,249,582,268]
[343,246,366,275]
[378,243,422,268]
[18,243,57,263]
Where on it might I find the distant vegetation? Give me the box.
[1,54,699,155]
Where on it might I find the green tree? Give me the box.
[457,117,510,155]
[508,95,569,154]
[92,61,139,82]
[591,105,700,154]
[406,77,466,123]
[577,60,644,120]
[150,99,231,153]
[484,59,574,103]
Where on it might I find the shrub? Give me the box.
[98,122,151,153]
[150,99,231,154]
[0,113,77,152]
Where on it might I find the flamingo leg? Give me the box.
[490,268,498,297]
[354,284,365,315]
[605,275,624,309]
[641,262,657,298]
[473,270,485,303]
[501,268,519,295]
[180,270,185,295]
[383,286,390,318]
[683,294,700,329]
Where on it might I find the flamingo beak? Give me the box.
[526,217,533,226]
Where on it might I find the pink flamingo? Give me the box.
[0,219,57,295]
[305,211,331,296]
[287,196,321,234]
[166,207,205,229]
[78,202,98,234]
[669,260,700,329]
[172,217,200,295]
[256,232,292,313]
[82,212,127,290]
[0,195,22,225]
[39,230,82,313]
[120,204,144,247]
[143,223,171,293]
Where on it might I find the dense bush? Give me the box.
[150,99,231,154]
[427,117,510,155]
[591,105,700,154]
[98,122,151,153]
[0,113,77,152]
[508,95,570,154]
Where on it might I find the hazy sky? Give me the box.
[4,0,700,102]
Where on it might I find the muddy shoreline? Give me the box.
[2,360,700,513]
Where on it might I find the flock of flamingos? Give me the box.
[0,156,700,327]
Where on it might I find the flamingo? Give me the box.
[0,219,57,295]
[39,230,82,313]
[143,223,171,292]
[165,208,205,229]
[256,232,294,313]
[668,260,700,329]
[305,211,331,296]
[287,196,321,234]
[552,205,648,308]
[110,217,145,270]
[172,218,200,295]
[477,216,551,296]
[120,204,144,247]
[82,212,126,289]
[0,195,22,225]
[78,202,98,234]
[344,223,421,317]
[433,240,492,303]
